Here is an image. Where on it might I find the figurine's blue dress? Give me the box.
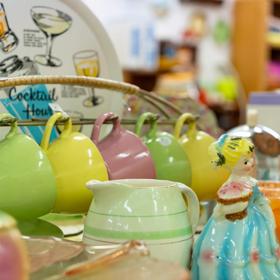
[192,186,280,280]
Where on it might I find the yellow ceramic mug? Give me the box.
[41,113,108,213]
[174,113,229,200]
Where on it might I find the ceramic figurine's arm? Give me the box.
[213,179,251,220]
[213,200,249,220]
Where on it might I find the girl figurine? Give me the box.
[192,135,280,280]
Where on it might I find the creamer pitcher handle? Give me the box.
[174,113,197,139]
[91,112,121,144]
[177,183,200,234]
[135,112,158,138]
[0,113,18,139]
[41,113,72,151]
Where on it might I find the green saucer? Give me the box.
[17,218,63,238]
[42,213,83,221]
[41,213,84,237]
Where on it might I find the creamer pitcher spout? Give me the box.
[86,179,128,192]
[86,180,110,192]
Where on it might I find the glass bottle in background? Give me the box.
[0,3,18,53]
[73,49,104,107]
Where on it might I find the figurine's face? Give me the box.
[232,153,256,176]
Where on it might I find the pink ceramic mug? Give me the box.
[91,112,156,179]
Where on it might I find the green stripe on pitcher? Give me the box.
[84,225,192,240]
[89,209,187,218]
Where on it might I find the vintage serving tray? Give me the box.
[28,239,189,280]
[0,0,123,141]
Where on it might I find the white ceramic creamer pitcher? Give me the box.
[83,179,200,267]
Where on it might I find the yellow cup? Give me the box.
[174,113,229,200]
[41,113,108,213]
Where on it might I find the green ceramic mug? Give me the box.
[0,114,57,220]
[136,112,191,185]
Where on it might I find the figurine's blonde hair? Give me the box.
[209,135,254,168]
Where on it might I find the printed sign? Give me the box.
[0,0,123,142]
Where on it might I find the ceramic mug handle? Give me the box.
[174,113,197,139]
[91,112,121,144]
[177,183,200,234]
[41,113,72,151]
[0,113,18,139]
[135,112,158,137]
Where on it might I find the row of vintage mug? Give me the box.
[91,111,228,200]
[0,111,202,268]
[0,111,228,221]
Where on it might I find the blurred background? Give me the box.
[83,0,277,135]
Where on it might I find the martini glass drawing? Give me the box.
[31,6,72,67]
[73,50,104,107]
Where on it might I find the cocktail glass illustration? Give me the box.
[0,3,18,53]
[73,50,104,107]
[31,6,72,67]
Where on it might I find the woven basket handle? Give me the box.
[0,76,183,118]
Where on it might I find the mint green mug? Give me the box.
[136,112,191,185]
[0,114,57,221]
